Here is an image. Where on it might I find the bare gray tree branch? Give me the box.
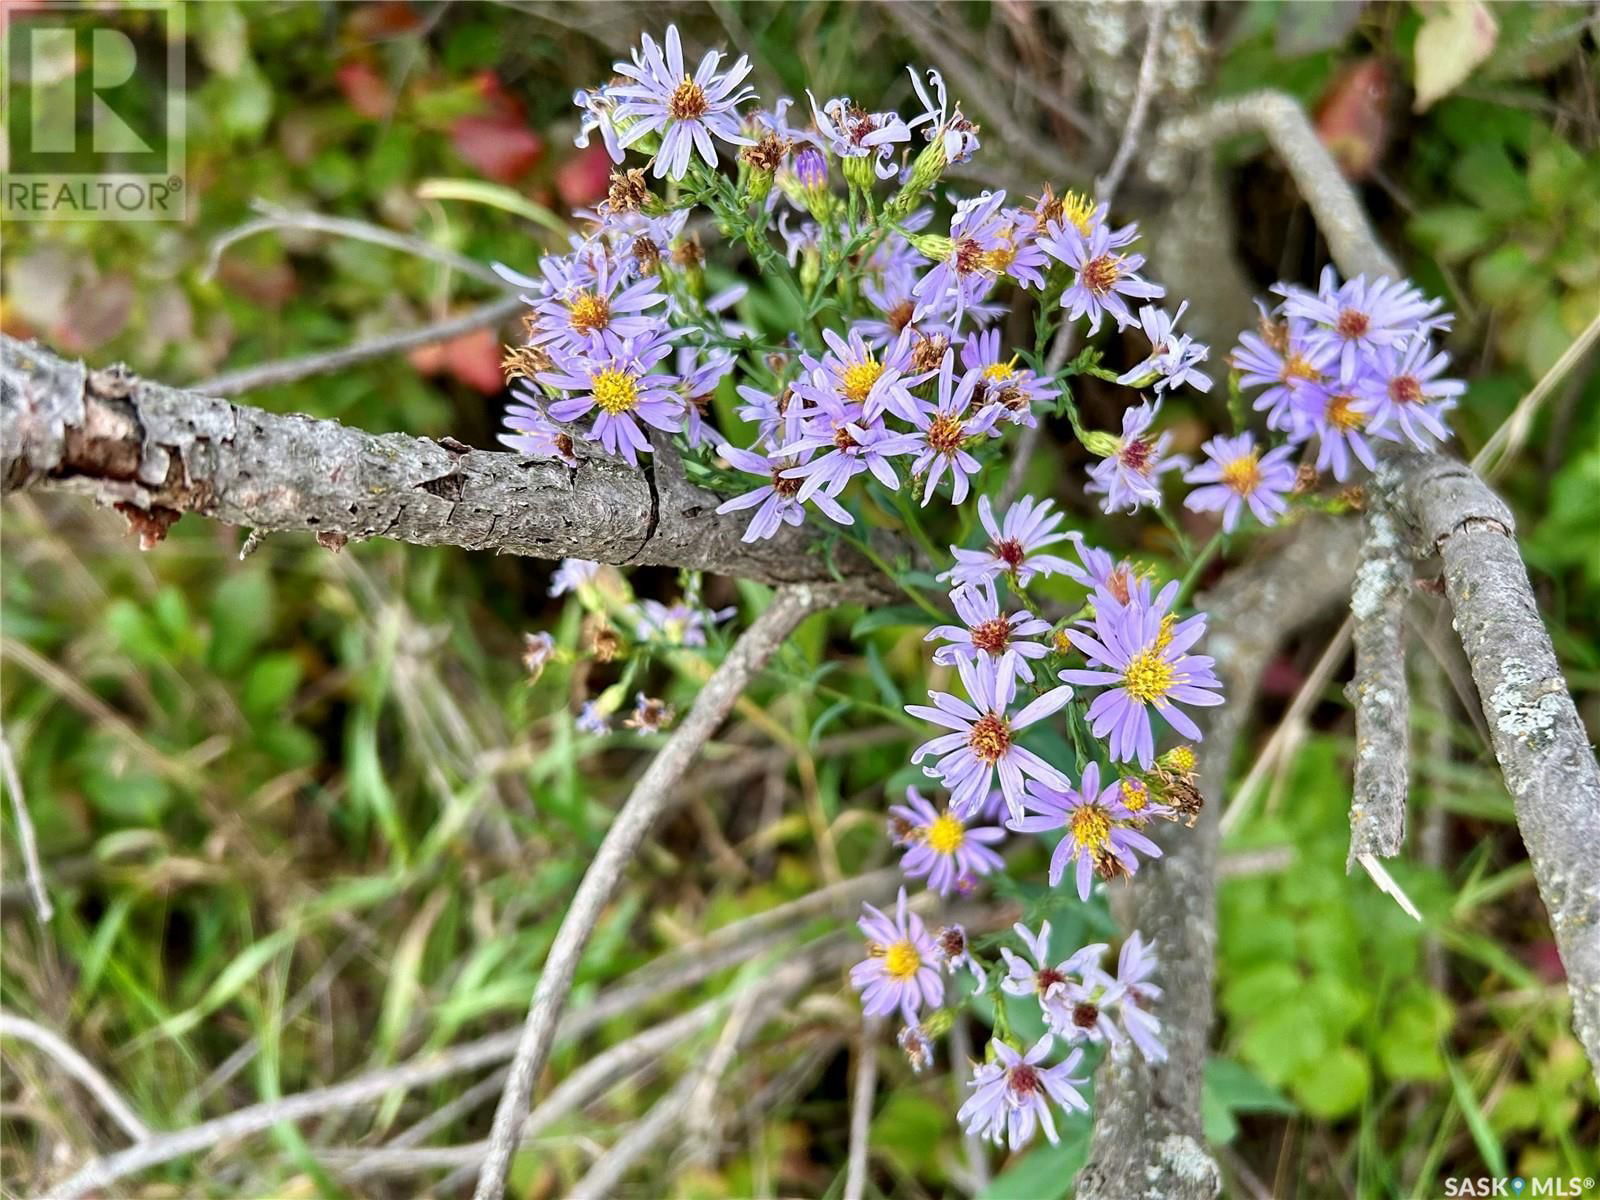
[0,335,886,594]
[1346,491,1413,870]
[1384,452,1600,1085]
[0,1010,151,1145]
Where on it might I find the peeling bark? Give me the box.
[1,335,887,595]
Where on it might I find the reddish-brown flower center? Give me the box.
[994,538,1026,569]
[1081,254,1121,295]
[887,299,916,333]
[970,616,1012,655]
[771,467,802,498]
[938,926,967,958]
[833,426,860,451]
[668,78,710,120]
[967,713,1011,763]
[1119,437,1153,472]
[954,237,985,275]
[1389,375,1422,406]
[1336,308,1370,339]
[1036,966,1067,992]
[1008,1063,1041,1095]
[1072,1001,1101,1029]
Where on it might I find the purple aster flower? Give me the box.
[906,67,981,166]
[1291,381,1392,481]
[611,25,756,180]
[522,631,556,679]
[500,392,578,467]
[1278,266,1451,380]
[913,190,1012,324]
[1085,400,1187,515]
[1355,337,1464,451]
[674,344,735,449]
[898,1023,935,1073]
[806,92,911,179]
[575,701,611,735]
[958,1034,1090,1151]
[960,329,1056,427]
[926,577,1051,683]
[1229,302,1339,432]
[932,922,987,992]
[541,334,682,466]
[940,494,1080,589]
[591,209,691,279]
[549,558,601,597]
[1042,220,1164,333]
[733,379,801,450]
[999,921,1105,1023]
[624,693,675,733]
[715,440,852,539]
[1053,974,1127,1049]
[632,599,736,646]
[1090,931,1166,1063]
[573,85,625,163]
[906,350,1000,505]
[850,888,944,1024]
[1009,762,1163,900]
[1060,595,1224,769]
[1116,302,1213,394]
[774,397,921,501]
[1182,432,1298,532]
[795,325,930,424]
[906,652,1073,819]
[888,788,1005,895]
[526,255,669,354]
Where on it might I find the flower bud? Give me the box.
[1080,429,1123,459]
[841,151,876,192]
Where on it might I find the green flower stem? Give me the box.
[1175,530,1228,607]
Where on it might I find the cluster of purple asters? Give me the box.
[1224,267,1462,481]
[514,25,1473,1166]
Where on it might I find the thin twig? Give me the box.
[0,1010,151,1143]
[470,584,842,1200]
[1155,90,1401,280]
[1097,1,1168,201]
[949,1013,990,1192]
[0,731,52,921]
[1473,308,1600,482]
[843,1017,882,1200]
[193,294,524,397]
[203,204,510,290]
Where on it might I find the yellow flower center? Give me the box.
[668,77,709,120]
[840,358,884,403]
[1283,353,1321,383]
[592,368,640,414]
[926,813,966,855]
[983,359,1017,383]
[1167,745,1196,773]
[982,241,1017,273]
[1071,803,1112,851]
[1123,645,1175,704]
[1327,392,1365,431]
[1061,191,1096,236]
[1220,453,1263,496]
[568,292,611,334]
[1120,779,1149,812]
[883,939,922,981]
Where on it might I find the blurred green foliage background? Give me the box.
[2,2,1597,1197]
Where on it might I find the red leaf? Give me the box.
[556,142,613,209]
[336,61,393,120]
[409,327,504,395]
[450,114,544,183]
[1315,58,1391,181]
